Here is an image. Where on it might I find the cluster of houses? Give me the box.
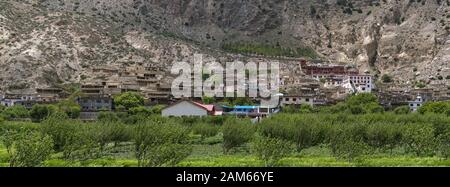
[1,60,449,120]
[0,88,67,109]
[278,60,375,108]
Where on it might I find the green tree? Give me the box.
[97,111,120,122]
[222,118,255,153]
[56,100,81,119]
[346,93,379,106]
[93,120,130,153]
[437,131,450,159]
[329,124,370,162]
[232,97,255,106]
[30,104,57,122]
[114,92,145,110]
[40,112,91,160]
[202,97,216,104]
[252,136,294,167]
[133,120,191,167]
[402,124,437,157]
[9,131,53,167]
[418,101,450,114]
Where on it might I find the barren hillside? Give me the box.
[0,0,449,91]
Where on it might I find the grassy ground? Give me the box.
[1,142,449,167]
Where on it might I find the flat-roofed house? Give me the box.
[281,95,314,106]
[408,94,424,112]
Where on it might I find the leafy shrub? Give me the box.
[1,105,29,120]
[349,105,366,115]
[394,106,411,115]
[418,101,450,115]
[129,106,152,116]
[222,118,255,153]
[346,93,379,106]
[30,104,57,122]
[282,105,298,113]
[299,104,315,113]
[366,102,385,113]
[382,74,393,83]
[97,111,120,122]
[150,105,166,114]
[252,136,294,167]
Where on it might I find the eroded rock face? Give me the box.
[0,0,449,90]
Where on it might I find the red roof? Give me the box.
[192,101,214,112]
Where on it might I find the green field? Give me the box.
[1,132,449,167]
[0,93,449,167]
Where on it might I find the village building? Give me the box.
[429,83,450,101]
[92,65,120,76]
[408,94,424,112]
[0,89,37,107]
[300,60,358,79]
[77,95,114,121]
[36,88,65,102]
[410,88,434,102]
[342,75,374,93]
[323,76,345,88]
[281,95,314,106]
[161,100,218,117]
[377,91,410,109]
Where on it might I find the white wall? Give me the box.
[162,101,208,117]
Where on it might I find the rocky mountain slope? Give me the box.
[0,0,449,91]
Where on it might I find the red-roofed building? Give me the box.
[162,100,221,117]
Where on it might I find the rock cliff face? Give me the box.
[0,0,449,91]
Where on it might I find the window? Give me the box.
[285,98,289,101]
[305,98,310,102]
[410,104,414,107]
[293,98,297,102]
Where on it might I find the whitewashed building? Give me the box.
[342,75,374,93]
[408,95,424,112]
[162,100,217,117]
